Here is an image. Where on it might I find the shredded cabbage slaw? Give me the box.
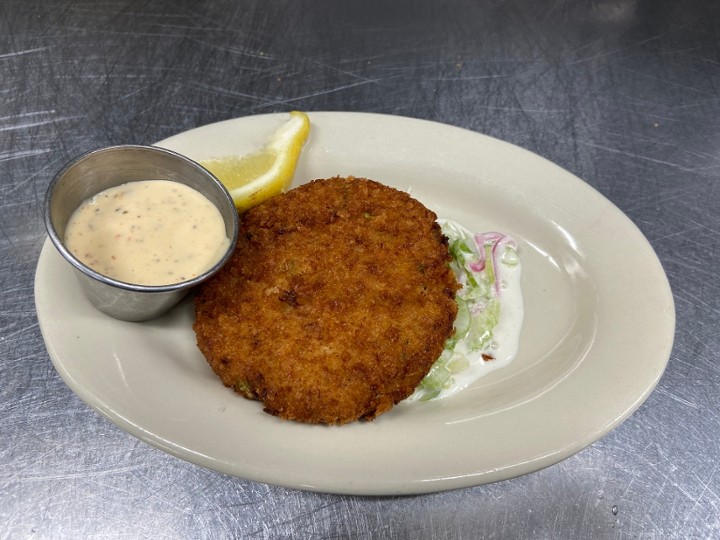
[411,220,520,401]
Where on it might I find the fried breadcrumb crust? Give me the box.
[194,176,459,424]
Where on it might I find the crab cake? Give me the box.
[193,176,459,424]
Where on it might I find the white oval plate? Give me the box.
[35,112,675,495]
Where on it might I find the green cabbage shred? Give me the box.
[412,221,513,401]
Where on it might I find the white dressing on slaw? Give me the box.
[408,219,524,402]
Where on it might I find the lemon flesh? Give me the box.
[201,111,310,212]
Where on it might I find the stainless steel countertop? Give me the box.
[1,1,718,538]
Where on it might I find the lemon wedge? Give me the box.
[201,111,310,212]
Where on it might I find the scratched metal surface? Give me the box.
[1,0,718,538]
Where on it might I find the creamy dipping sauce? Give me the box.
[64,180,231,286]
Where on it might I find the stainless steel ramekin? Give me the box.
[44,145,238,322]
